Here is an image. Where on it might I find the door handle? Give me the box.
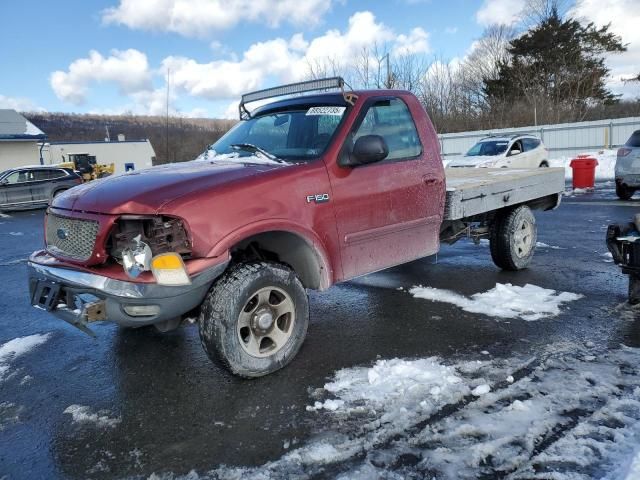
[422,176,439,186]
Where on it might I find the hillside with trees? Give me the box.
[24,113,236,165]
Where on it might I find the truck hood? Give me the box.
[448,155,504,167]
[52,160,284,215]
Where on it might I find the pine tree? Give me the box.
[484,8,626,122]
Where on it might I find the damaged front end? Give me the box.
[108,216,192,285]
[29,213,228,335]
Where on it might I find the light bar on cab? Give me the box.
[239,77,345,120]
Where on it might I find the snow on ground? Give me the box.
[477,238,563,250]
[0,333,51,382]
[549,149,617,181]
[196,343,640,480]
[409,283,582,321]
[63,405,121,428]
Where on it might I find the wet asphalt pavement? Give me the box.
[1,182,639,480]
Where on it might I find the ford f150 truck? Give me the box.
[28,78,565,377]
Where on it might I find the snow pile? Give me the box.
[409,283,582,321]
[308,357,469,424]
[549,149,617,180]
[63,405,121,428]
[0,334,51,382]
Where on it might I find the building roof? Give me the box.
[0,109,46,141]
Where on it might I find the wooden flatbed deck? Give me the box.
[444,167,565,221]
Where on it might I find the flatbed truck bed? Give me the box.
[444,167,565,221]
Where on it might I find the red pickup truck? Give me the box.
[28,78,564,377]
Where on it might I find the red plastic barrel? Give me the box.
[569,155,598,189]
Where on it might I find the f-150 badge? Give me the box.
[306,193,330,204]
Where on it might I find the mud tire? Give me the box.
[198,262,309,378]
[490,205,537,271]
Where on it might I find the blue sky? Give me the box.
[0,0,637,118]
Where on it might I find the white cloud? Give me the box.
[102,0,334,37]
[570,0,640,98]
[0,95,44,112]
[445,27,458,34]
[476,0,525,26]
[393,27,431,56]
[50,11,433,115]
[50,49,152,105]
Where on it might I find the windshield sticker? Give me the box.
[306,106,346,116]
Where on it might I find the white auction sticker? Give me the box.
[306,106,346,116]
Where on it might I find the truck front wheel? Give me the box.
[198,262,309,378]
[490,205,537,271]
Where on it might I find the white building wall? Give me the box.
[0,141,41,170]
[439,116,640,160]
[41,140,156,174]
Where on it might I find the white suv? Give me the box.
[449,135,549,169]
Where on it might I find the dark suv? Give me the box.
[0,166,82,211]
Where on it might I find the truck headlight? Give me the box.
[151,252,191,286]
[122,235,153,278]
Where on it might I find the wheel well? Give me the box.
[230,231,326,290]
[539,161,549,167]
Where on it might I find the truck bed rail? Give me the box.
[444,168,565,221]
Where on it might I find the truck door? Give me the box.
[326,96,443,280]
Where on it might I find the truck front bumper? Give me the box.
[28,256,229,333]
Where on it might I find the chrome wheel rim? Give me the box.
[237,286,295,358]
[513,219,534,258]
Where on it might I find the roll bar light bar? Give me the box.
[238,77,357,120]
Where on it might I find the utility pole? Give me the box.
[166,68,170,164]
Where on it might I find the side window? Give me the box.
[48,169,68,180]
[33,170,52,181]
[352,98,422,161]
[3,172,21,184]
[509,140,523,155]
[523,138,540,151]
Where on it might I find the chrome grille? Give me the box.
[46,214,99,261]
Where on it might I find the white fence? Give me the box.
[438,116,640,160]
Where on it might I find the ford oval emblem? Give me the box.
[57,228,68,240]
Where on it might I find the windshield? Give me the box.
[200,106,346,163]
[466,140,509,157]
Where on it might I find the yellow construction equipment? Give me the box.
[58,153,115,182]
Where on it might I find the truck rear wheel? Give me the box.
[198,261,309,378]
[490,205,537,271]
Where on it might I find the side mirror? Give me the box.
[0,179,8,186]
[509,149,521,156]
[340,135,389,168]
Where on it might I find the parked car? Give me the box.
[448,135,549,169]
[615,130,640,200]
[0,166,82,211]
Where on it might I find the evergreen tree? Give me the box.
[484,8,626,122]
